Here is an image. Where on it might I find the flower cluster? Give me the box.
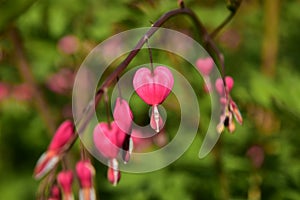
[196,57,243,133]
[34,58,242,199]
[34,121,96,200]
[215,76,243,133]
[93,65,174,185]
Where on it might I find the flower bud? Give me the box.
[57,170,74,200]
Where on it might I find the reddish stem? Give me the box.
[76,7,227,134]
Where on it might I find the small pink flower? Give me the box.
[57,35,79,55]
[12,83,33,101]
[48,184,61,200]
[93,121,126,159]
[247,145,264,169]
[57,170,74,200]
[76,160,95,188]
[34,120,75,179]
[114,96,134,162]
[196,57,214,76]
[48,120,75,151]
[215,77,243,134]
[76,160,96,200]
[113,97,133,133]
[215,76,234,95]
[133,66,174,132]
[47,68,75,95]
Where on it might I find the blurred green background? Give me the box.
[1,0,300,199]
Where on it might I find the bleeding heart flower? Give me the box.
[93,121,126,159]
[34,120,75,179]
[113,97,134,163]
[76,160,96,200]
[215,76,243,134]
[48,184,61,200]
[215,76,234,95]
[133,66,174,132]
[113,97,133,133]
[196,57,214,76]
[133,66,174,105]
[57,170,74,200]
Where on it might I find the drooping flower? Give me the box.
[133,66,174,132]
[93,121,126,186]
[196,57,214,92]
[196,57,214,76]
[215,77,243,133]
[215,76,234,95]
[113,97,134,163]
[34,120,75,179]
[57,170,74,200]
[113,97,133,133]
[48,184,61,200]
[93,121,126,159]
[76,160,96,200]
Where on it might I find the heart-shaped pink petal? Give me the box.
[76,160,95,188]
[133,66,174,105]
[196,57,214,76]
[93,122,126,159]
[215,76,234,95]
[57,170,73,194]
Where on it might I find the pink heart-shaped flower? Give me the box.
[215,76,234,95]
[76,160,95,188]
[57,170,73,194]
[93,122,126,159]
[196,57,214,76]
[133,66,174,105]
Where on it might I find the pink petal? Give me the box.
[230,100,243,125]
[225,76,234,91]
[57,170,73,194]
[215,76,234,95]
[133,66,174,105]
[48,120,75,151]
[113,97,133,133]
[93,122,126,159]
[57,35,79,55]
[34,151,59,179]
[49,184,61,199]
[76,160,95,188]
[196,57,214,76]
